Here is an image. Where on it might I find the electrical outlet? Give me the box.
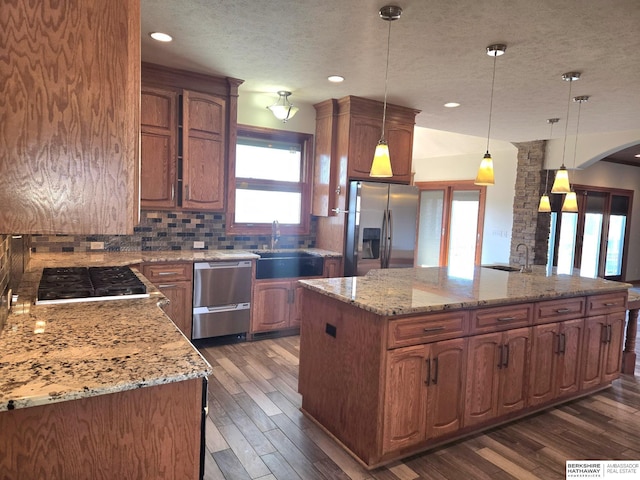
[193,241,205,249]
[90,242,104,250]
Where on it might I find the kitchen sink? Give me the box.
[482,265,522,272]
[254,251,324,279]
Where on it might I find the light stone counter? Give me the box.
[300,266,632,317]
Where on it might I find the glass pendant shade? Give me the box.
[562,191,578,212]
[370,140,393,177]
[474,152,494,185]
[551,166,571,193]
[538,194,551,213]
[267,91,299,122]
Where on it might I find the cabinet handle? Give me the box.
[503,344,510,368]
[158,284,176,288]
[171,184,175,201]
[554,334,561,354]
[560,333,566,354]
[497,316,516,322]
[604,302,616,307]
[607,324,612,343]
[158,271,178,276]
[601,324,608,343]
[185,185,190,201]
[497,345,504,369]
[432,358,439,385]
[425,358,431,386]
[423,326,445,333]
[555,308,571,313]
[331,208,349,214]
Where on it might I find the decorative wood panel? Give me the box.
[0,0,140,234]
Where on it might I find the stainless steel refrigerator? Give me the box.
[345,181,419,276]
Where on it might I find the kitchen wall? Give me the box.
[31,211,317,253]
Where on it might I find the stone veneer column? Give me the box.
[509,141,551,266]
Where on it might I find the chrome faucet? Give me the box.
[270,220,280,250]
[516,243,531,273]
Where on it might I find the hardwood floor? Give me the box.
[197,331,640,480]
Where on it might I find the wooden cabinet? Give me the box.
[0,0,140,234]
[323,257,342,278]
[382,338,467,454]
[581,312,625,389]
[312,96,420,216]
[529,319,583,406]
[464,327,530,428]
[140,63,243,212]
[143,263,193,338]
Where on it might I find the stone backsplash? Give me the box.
[31,211,318,253]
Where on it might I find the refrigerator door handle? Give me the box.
[386,209,393,268]
[380,210,388,268]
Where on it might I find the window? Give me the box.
[227,125,313,235]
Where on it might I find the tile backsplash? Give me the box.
[32,211,317,253]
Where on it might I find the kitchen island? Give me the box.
[298,266,631,468]
[0,263,212,479]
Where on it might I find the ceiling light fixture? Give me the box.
[551,72,580,194]
[327,75,344,83]
[474,44,507,186]
[369,5,402,178]
[444,102,461,108]
[538,117,560,213]
[149,32,173,42]
[562,95,589,213]
[267,91,299,123]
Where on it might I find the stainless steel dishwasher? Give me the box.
[192,261,252,339]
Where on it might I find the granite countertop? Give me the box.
[0,267,212,412]
[299,266,633,317]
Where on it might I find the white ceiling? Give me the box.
[141,0,640,160]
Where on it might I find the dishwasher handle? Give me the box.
[194,261,252,270]
[193,303,250,314]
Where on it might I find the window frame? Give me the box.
[226,125,314,236]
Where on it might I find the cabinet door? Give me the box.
[602,312,625,383]
[182,91,226,211]
[347,116,382,180]
[252,281,290,332]
[385,121,414,183]
[464,332,502,427]
[497,327,530,416]
[289,282,305,328]
[140,88,177,209]
[382,345,428,454]
[581,316,607,390]
[323,258,342,278]
[529,323,559,406]
[426,338,467,440]
[556,318,584,397]
[157,281,193,338]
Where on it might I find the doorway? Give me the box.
[550,185,633,280]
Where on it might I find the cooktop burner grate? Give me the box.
[37,266,149,304]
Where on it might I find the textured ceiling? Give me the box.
[141,0,640,159]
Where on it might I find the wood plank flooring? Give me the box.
[197,330,640,480]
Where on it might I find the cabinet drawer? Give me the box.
[388,311,468,348]
[470,303,532,333]
[534,297,585,324]
[142,262,192,283]
[586,292,628,315]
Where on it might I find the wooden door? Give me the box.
[556,318,584,397]
[252,281,290,332]
[581,316,607,390]
[157,281,193,338]
[529,323,559,406]
[140,87,177,209]
[347,115,383,180]
[426,338,467,440]
[182,91,226,211]
[385,121,414,183]
[382,345,428,454]
[497,327,530,416]
[602,312,625,383]
[289,282,305,328]
[464,332,501,427]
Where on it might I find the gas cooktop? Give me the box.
[36,266,150,305]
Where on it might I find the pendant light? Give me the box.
[370,5,402,178]
[267,91,299,123]
[474,44,507,186]
[551,72,580,193]
[561,95,589,213]
[538,118,560,213]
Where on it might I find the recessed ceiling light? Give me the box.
[327,75,344,83]
[444,102,460,108]
[150,32,173,42]
[635,154,640,158]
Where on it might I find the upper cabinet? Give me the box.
[312,96,420,216]
[0,0,140,234]
[140,64,243,212]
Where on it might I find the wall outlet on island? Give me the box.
[193,241,205,249]
[90,242,104,250]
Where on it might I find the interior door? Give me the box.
[387,184,419,269]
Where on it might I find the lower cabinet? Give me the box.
[382,338,467,454]
[464,327,530,427]
[142,262,193,338]
[581,313,625,390]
